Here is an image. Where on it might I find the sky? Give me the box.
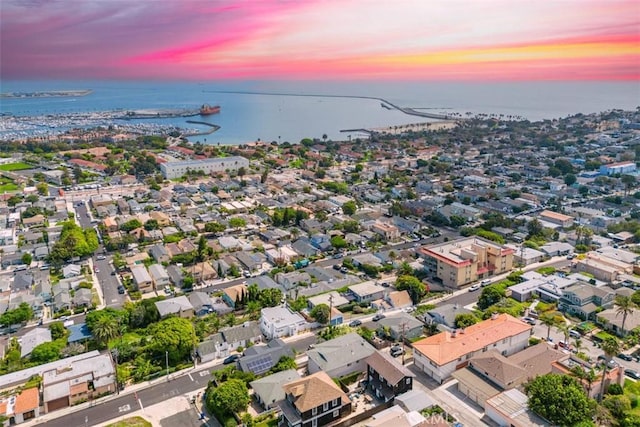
[1,0,639,81]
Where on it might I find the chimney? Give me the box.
[491,312,498,320]
[460,328,465,334]
[451,329,457,338]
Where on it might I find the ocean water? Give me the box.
[1,80,638,144]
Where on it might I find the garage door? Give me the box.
[46,397,69,412]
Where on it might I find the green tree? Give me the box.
[599,337,620,402]
[622,174,637,196]
[259,288,283,308]
[271,355,297,373]
[144,219,159,231]
[454,313,479,329]
[603,394,631,420]
[527,218,544,238]
[525,373,592,426]
[30,341,64,363]
[564,173,577,186]
[477,286,505,310]
[228,217,247,230]
[342,201,357,215]
[0,302,33,326]
[310,304,330,324]
[330,235,348,250]
[207,378,250,415]
[21,253,32,266]
[119,219,142,232]
[49,322,67,340]
[616,295,635,336]
[91,315,120,348]
[204,221,226,233]
[395,275,427,304]
[36,182,48,196]
[148,317,197,364]
[540,313,558,341]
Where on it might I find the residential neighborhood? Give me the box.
[1,108,640,426]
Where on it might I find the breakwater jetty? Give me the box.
[204,90,455,120]
[184,120,220,136]
[1,90,93,98]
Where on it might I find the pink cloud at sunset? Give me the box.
[1,0,638,80]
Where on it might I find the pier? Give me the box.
[184,120,220,136]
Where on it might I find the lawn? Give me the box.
[0,182,18,192]
[0,162,32,171]
[106,416,151,427]
[624,379,640,416]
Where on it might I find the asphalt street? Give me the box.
[38,335,317,427]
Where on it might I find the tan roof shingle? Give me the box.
[282,371,348,413]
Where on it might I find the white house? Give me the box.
[259,306,307,340]
[148,264,170,288]
[412,314,532,384]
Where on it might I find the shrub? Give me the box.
[608,383,624,395]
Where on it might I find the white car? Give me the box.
[469,284,481,292]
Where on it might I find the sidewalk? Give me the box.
[20,329,317,427]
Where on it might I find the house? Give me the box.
[485,389,547,427]
[220,321,262,350]
[250,369,301,410]
[418,237,514,288]
[451,350,527,406]
[365,351,415,402]
[413,314,532,384]
[148,244,170,263]
[166,265,184,288]
[539,210,574,228]
[376,313,424,341]
[349,281,386,303]
[0,387,40,425]
[188,292,215,316]
[275,271,311,290]
[62,264,81,279]
[260,306,308,340]
[560,282,615,320]
[131,265,153,293]
[155,296,195,318]
[41,353,116,413]
[222,283,247,309]
[372,290,413,311]
[278,371,352,427]
[72,288,93,308]
[148,264,170,288]
[307,292,350,310]
[371,222,401,241]
[197,333,227,363]
[20,328,52,358]
[365,405,427,427]
[307,333,376,378]
[238,339,294,375]
[423,303,474,330]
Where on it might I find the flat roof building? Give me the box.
[160,156,249,179]
[418,237,514,289]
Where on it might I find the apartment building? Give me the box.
[413,314,532,384]
[419,237,514,288]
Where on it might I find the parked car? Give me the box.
[117,285,126,294]
[480,280,491,287]
[96,255,106,260]
[569,329,582,339]
[349,320,362,327]
[333,264,341,270]
[391,348,405,357]
[522,317,537,325]
[625,369,640,380]
[223,355,239,365]
[468,284,481,292]
[619,353,634,362]
[94,267,100,273]
[372,314,386,322]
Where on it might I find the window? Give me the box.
[312,407,317,416]
[323,402,328,411]
[406,377,410,384]
[332,398,338,406]
[333,410,340,418]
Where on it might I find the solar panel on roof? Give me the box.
[246,356,273,374]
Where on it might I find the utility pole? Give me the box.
[112,349,119,395]
[328,294,334,326]
[401,322,407,366]
[166,351,169,381]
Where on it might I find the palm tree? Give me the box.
[556,322,570,345]
[573,338,583,354]
[92,316,120,348]
[615,295,635,336]
[599,337,620,402]
[540,313,557,341]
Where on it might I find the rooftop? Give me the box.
[282,371,349,413]
[412,314,532,366]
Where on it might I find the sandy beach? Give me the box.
[372,120,458,134]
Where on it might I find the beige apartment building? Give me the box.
[419,237,514,288]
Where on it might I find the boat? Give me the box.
[199,104,220,115]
